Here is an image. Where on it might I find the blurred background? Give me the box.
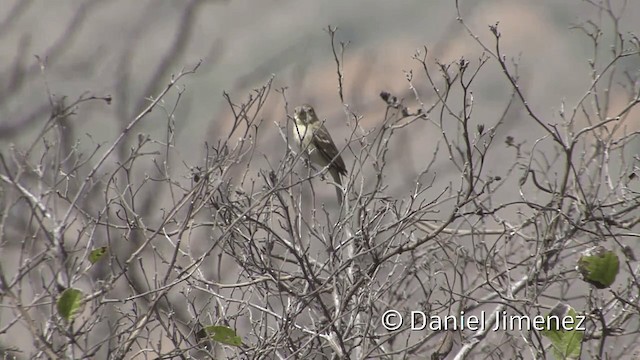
[3,0,639,172]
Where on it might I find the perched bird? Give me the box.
[292,104,347,186]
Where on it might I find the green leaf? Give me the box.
[202,325,242,347]
[57,288,84,322]
[541,304,583,360]
[576,246,619,289]
[88,246,107,264]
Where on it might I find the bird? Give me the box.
[292,104,347,186]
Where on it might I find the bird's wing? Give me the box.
[312,124,347,175]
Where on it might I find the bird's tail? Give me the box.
[329,167,343,205]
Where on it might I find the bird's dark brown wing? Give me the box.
[313,124,347,176]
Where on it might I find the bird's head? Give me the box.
[293,104,317,125]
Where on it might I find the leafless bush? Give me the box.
[1,1,640,359]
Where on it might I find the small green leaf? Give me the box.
[541,303,583,360]
[576,246,619,289]
[202,325,242,347]
[57,288,84,322]
[88,246,107,264]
